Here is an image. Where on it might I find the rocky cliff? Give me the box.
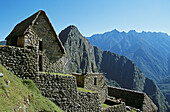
[59,25,97,73]
[59,25,170,112]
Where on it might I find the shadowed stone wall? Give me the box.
[108,86,157,112]
[0,46,38,79]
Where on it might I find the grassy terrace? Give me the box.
[77,87,95,93]
[0,45,6,47]
[39,72,73,77]
[0,64,63,112]
[101,103,110,108]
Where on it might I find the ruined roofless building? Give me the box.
[72,72,108,103]
[5,10,66,73]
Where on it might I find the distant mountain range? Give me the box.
[87,30,170,83]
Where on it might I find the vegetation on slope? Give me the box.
[0,64,63,112]
[101,103,110,108]
[39,71,73,77]
[77,87,95,93]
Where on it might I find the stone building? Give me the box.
[5,10,66,73]
[72,72,108,103]
[0,10,157,112]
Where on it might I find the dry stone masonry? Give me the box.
[73,73,108,103]
[108,86,158,112]
[102,103,126,112]
[0,46,38,80]
[0,10,158,112]
[36,72,102,112]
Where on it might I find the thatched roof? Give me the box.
[5,10,66,54]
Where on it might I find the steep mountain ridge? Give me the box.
[59,25,170,112]
[87,30,170,83]
[59,25,97,73]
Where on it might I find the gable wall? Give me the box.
[30,13,66,73]
[33,13,63,62]
[19,14,66,73]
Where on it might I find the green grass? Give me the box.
[77,87,95,93]
[39,71,73,77]
[127,110,137,112]
[0,45,6,47]
[0,64,63,112]
[101,103,110,108]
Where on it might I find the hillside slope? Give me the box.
[0,64,63,112]
[87,30,170,83]
[158,76,170,105]
[59,25,170,112]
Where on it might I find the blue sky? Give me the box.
[1,0,170,41]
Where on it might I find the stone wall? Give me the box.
[84,73,108,104]
[78,92,102,112]
[36,73,77,111]
[24,21,66,73]
[0,45,38,79]
[108,86,157,112]
[32,12,64,62]
[102,103,126,112]
[36,72,102,112]
[24,26,39,48]
[43,55,66,73]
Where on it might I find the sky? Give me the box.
[1,0,170,41]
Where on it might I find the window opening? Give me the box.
[39,55,43,71]
[39,41,43,51]
[94,77,97,85]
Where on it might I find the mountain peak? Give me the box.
[65,25,78,32]
[110,29,120,34]
[128,30,137,34]
[59,25,83,45]
[113,29,119,32]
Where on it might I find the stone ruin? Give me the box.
[0,10,158,112]
[72,72,108,104]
